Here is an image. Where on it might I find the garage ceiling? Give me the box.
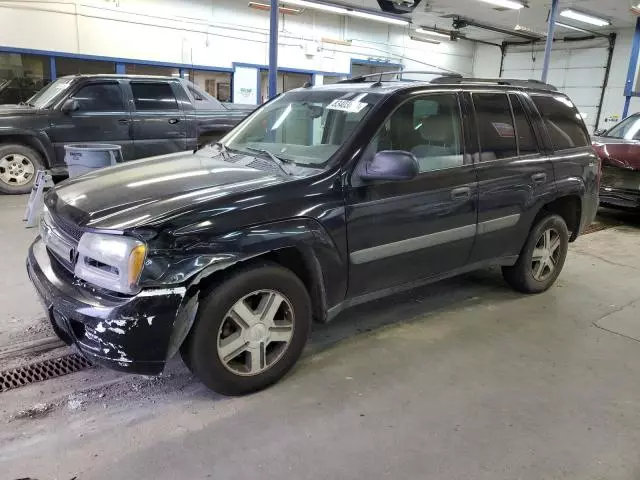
[339,0,636,40]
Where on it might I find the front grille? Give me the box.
[601,166,640,191]
[41,210,80,273]
[49,212,84,242]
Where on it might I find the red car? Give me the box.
[593,114,640,209]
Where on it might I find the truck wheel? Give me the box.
[0,144,45,194]
[181,262,311,396]
[502,214,569,294]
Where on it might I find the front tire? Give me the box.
[502,213,569,293]
[181,263,311,396]
[0,144,45,194]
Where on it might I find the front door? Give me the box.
[48,80,133,164]
[345,92,478,297]
[467,91,556,264]
[129,81,187,159]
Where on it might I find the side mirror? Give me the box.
[61,98,79,114]
[357,150,419,182]
[593,128,606,137]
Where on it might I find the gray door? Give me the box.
[48,81,133,163]
[129,81,186,159]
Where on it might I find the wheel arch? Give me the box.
[0,131,54,168]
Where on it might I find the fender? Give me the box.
[140,217,348,323]
[0,128,55,168]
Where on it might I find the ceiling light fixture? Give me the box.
[347,9,409,25]
[283,0,347,14]
[282,0,409,25]
[415,27,451,39]
[409,35,441,45]
[477,0,525,10]
[559,9,610,27]
[248,1,301,14]
[554,21,590,34]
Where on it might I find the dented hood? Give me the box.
[47,150,289,231]
[593,136,640,171]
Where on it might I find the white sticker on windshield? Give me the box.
[326,98,368,113]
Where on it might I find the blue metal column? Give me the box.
[623,18,640,118]
[49,57,57,81]
[115,63,126,74]
[541,0,559,83]
[268,0,279,99]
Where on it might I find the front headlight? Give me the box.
[74,232,147,295]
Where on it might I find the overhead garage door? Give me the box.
[501,39,610,133]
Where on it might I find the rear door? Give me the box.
[345,92,478,296]
[48,80,133,162]
[467,90,556,264]
[129,80,186,158]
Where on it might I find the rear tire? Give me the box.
[0,144,45,195]
[181,263,311,396]
[502,213,569,293]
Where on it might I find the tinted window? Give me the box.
[373,94,464,173]
[131,82,178,110]
[531,95,589,150]
[510,94,538,156]
[71,83,124,111]
[473,93,517,161]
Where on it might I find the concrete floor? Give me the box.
[1,204,640,479]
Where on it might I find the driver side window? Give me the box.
[372,93,464,173]
[71,82,125,112]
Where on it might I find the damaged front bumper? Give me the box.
[27,237,196,375]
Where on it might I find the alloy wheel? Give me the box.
[531,227,562,282]
[217,290,295,376]
[0,154,35,186]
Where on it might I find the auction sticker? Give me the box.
[327,96,368,113]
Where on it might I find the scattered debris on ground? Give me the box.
[11,402,56,421]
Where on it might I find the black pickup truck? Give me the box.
[0,74,254,193]
[28,75,599,395]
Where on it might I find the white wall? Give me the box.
[472,44,502,78]
[0,0,476,77]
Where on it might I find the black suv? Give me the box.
[27,75,600,395]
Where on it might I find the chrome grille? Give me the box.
[40,209,79,272]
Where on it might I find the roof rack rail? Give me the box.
[338,70,460,84]
[430,76,557,91]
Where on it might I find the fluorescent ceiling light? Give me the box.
[283,0,347,14]
[415,28,450,38]
[282,0,409,25]
[348,10,409,25]
[248,1,301,14]
[409,36,440,45]
[559,9,610,27]
[555,21,590,34]
[477,0,525,10]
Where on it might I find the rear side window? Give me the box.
[71,83,124,111]
[531,95,589,150]
[130,82,178,111]
[473,93,517,161]
[509,94,539,156]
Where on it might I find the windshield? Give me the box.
[26,77,74,108]
[604,115,640,140]
[222,89,381,167]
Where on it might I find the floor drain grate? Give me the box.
[583,222,617,235]
[0,354,92,393]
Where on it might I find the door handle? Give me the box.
[451,187,471,200]
[531,172,547,184]
[168,118,181,125]
[117,118,129,124]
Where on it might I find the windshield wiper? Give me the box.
[244,147,292,176]
[214,141,231,159]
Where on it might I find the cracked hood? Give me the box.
[47,150,289,230]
